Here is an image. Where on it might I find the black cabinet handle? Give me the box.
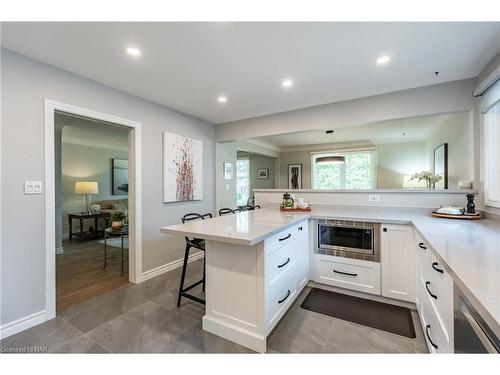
[298,226,303,231]
[431,262,444,274]
[333,269,358,277]
[278,290,291,304]
[418,242,427,250]
[425,281,438,300]
[425,325,438,349]
[278,258,291,268]
[279,233,291,241]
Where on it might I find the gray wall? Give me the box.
[424,112,472,190]
[215,142,238,211]
[237,152,276,192]
[1,49,215,326]
[377,141,427,189]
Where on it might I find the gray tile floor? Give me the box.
[1,259,428,353]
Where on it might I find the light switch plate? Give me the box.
[24,180,43,195]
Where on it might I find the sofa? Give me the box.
[95,199,128,216]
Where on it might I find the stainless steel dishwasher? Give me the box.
[454,283,499,353]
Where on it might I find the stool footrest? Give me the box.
[182,279,203,293]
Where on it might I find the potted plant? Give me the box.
[410,171,443,189]
[111,211,127,231]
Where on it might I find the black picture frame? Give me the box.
[288,164,302,189]
[433,143,448,189]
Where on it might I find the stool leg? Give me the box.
[202,252,206,292]
[177,244,191,307]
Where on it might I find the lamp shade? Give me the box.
[75,181,99,194]
[315,156,346,164]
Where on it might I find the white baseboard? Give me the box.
[141,251,204,282]
[0,310,48,340]
[55,246,64,255]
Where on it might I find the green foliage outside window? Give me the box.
[315,152,373,189]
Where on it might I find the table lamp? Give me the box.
[75,181,99,213]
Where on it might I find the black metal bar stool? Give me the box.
[177,212,212,307]
[218,207,239,216]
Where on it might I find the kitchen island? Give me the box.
[161,206,500,353]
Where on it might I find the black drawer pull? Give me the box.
[418,242,427,250]
[279,233,291,241]
[278,258,291,268]
[298,226,303,231]
[425,281,438,300]
[431,262,444,274]
[333,269,358,277]
[425,324,438,349]
[278,290,291,304]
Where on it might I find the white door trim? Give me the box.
[44,99,142,320]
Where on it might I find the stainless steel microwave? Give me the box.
[314,219,380,262]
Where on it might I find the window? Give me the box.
[312,150,376,189]
[483,93,500,208]
[236,158,250,206]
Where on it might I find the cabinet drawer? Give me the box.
[266,272,297,330]
[266,242,296,293]
[420,253,454,342]
[417,283,452,353]
[315,255,381,295]
[264,223,300,256]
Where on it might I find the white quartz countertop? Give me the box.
[161,209,309,246]
[160,205,500,332]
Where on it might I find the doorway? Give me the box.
[45,100,142,319]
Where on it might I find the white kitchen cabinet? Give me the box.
[315,254,381,295]
[415,232,454,353]
[380,225,416,303]
[203,218,309,353]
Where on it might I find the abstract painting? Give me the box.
[112,159,128,195]
[162,132,203,202]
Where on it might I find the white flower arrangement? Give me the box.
[410,171,442,189]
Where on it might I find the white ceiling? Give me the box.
[2,22,499,124]
[254,113,459,151]
[56,112,129,151]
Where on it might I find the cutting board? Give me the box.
[431,211,481,220]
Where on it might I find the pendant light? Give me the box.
[315,155,346,164]
[315,130,346,164]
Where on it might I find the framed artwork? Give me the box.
[434,143,448,189]
[257,168,269,179]
[162,132,203,203]
[112,158,128,195]
[288,164,302,189]
[223,162,234,180]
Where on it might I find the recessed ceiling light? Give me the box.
[377,55,391,65]
[282,79,293,89]
[217,96,227,103]
[126,47,141,56]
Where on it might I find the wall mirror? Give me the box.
[216,111,473,202]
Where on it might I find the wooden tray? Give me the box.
[431,211,481,220]
[280,207,311,212]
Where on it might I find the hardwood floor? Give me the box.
[56,239,130,312]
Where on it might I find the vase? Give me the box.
[112,221,123,231]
